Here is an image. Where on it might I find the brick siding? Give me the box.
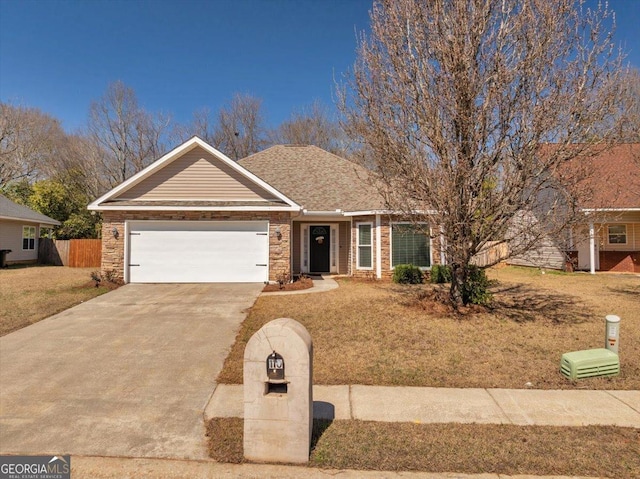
[599,251,640,273]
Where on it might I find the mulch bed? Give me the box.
[262,276,314,292]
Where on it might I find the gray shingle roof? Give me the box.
[0,194,61,225]
[239,145,385,212]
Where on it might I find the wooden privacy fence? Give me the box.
[471,241,510,267]
[39,238,102,268]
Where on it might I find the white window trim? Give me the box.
[356,222,374,270]
[22,225,36,251]
[607,224,628,245]
[389,222,433,270]
[375,214,382,278]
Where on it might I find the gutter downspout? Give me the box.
[589,221,596,275]
[439,225,446,265]
[376,214,382,279]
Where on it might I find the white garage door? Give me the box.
[128,221,269,283]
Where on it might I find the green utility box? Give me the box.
[560,348,619,380]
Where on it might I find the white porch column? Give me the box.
[589,221,596,275]
[375,214,382,279]
[439,225,446,265]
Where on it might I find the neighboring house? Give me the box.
[570,144,640,273]
[0,194,61,265]
[508,144,640,273]
[88,136,439,283]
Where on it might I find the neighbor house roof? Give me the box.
[574,143,640,211]
[239,145,385,212]
[0,194,60,225]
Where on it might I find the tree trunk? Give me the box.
[449,263,469,306]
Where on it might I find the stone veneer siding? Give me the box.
[350,215,442,280]
[101,211,292,283]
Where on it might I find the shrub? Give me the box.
[393,264,424,284]
[90,270,101,287]
[430,264,452,284]
[461,265,492,306]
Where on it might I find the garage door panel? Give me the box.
[128,221,269,283]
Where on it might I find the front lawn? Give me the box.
[0,265,114,336]
[208,418,640,478]
[217,266,640,389]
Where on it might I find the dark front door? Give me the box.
[310,225,330,273]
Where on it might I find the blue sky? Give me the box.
[1,0,638,133]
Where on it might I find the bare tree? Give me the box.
[339,0,627,305]
[54,133,113,199]
[212,93,266,160]
[88,81,170,186]
[616,68,640,143]
[171,107,217,145]
[0,103,66,188]
[269,100,350,155]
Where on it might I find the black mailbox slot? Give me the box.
[266,351,285,380]
[266,382,288,394]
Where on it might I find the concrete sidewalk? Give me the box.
[71,455,602,479]
[206,384,640,427]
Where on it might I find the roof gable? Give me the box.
[239,145,385,212]
[114,145,276,201]
[0,195,60,225]
[89,137,299,211]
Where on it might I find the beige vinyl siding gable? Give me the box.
[115,146,278,201]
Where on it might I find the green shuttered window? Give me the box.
[391,224,430,268]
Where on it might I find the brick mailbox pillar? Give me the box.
[243,317,313,464]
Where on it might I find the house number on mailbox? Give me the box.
[267,351,285,380]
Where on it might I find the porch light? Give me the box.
[274,226,282,239]
[111,227,119,239]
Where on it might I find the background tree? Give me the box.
[88,80,170,186]
[171,107,217,145]
[212,93,266,160]
[0,103,67,188]
[269,100,350,155]
[339,0,627,305]
[615,68,640,143]
[5,178,100,239]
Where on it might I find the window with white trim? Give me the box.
[608,224,627,245]
[391,223,430,268]
[357,223,373,269]
[22,225,36,250]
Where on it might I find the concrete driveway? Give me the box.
[0,283,262,459]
